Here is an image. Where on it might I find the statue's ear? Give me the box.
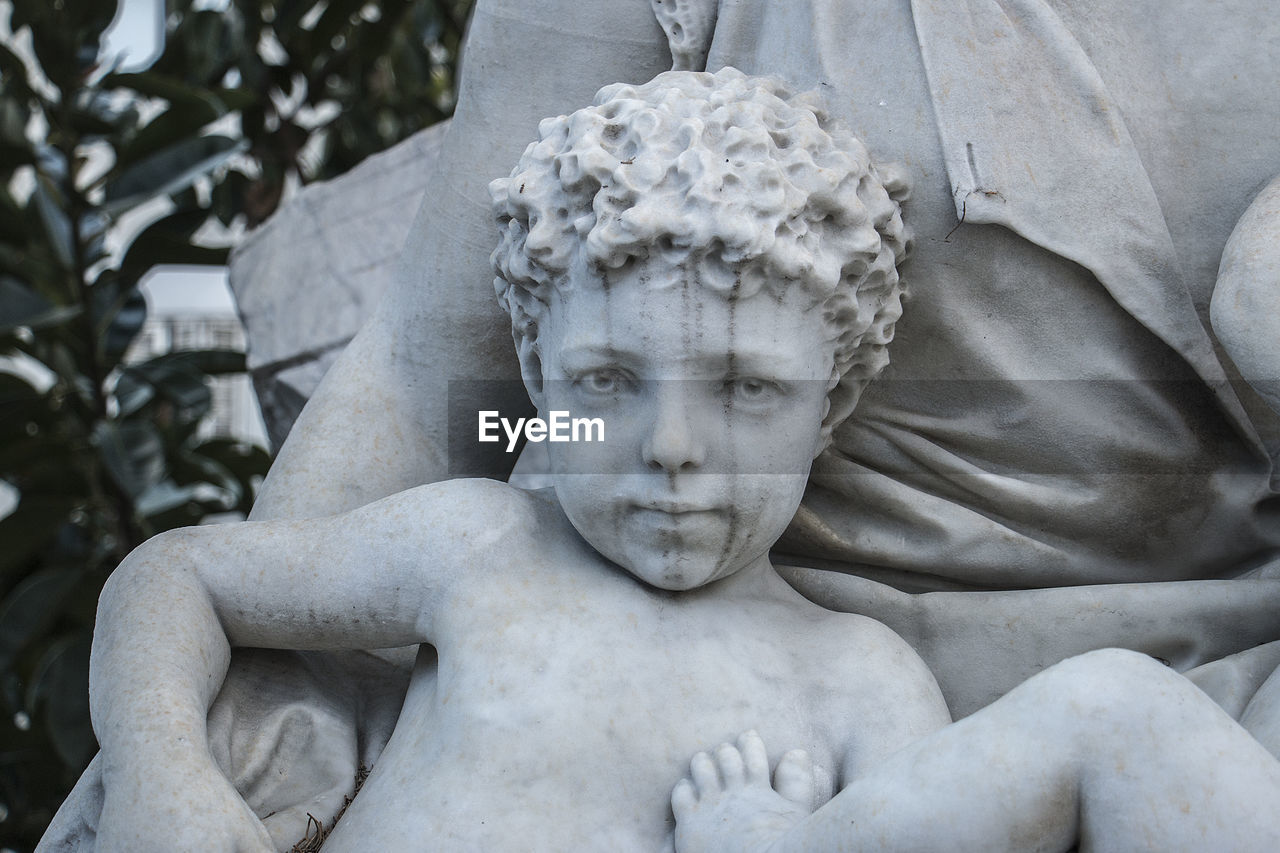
[513,318,545,410]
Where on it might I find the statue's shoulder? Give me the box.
[382,478,559,553]
[798,609,951,753]
[797,605,937,696]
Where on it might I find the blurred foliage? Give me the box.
[0,0,470,847]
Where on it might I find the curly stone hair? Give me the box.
[489,67,910,436]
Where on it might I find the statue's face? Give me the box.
[535,255,835,591]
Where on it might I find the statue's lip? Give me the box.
[629,501,719,514]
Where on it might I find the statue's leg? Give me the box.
[676,650,1280,853]
[1242,664,1280,759]
[846,649,1280,851]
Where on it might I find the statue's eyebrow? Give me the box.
[714,345,815,379]
[557,341,816,378]
[556,342,641,363]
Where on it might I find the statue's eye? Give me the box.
[724,376,779,405]
[575,369,629,395]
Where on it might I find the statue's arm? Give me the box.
[251,0,672,520]
[88,481,491,849]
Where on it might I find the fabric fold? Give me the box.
[909,0,1262,453]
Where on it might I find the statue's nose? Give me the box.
[641,389,706,473]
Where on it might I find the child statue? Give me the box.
[85,68,1280,853]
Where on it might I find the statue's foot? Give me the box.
[670,731,814,853]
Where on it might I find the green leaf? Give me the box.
[143,348,246,376]
[102,72,259,117]
[171,447,240,505]
[211,86,264,112]
[0,369,43,410]
[118,210,227,286]
[125,357,213,413]
[272,0,322,42]
[103,135,247,212]
[89,275,147,368]
[71,89,140,136]
[63,0,121,45]
[27,630,96,768]
[0,140,35,172]
[92,419,165,500]
[67,105,118,138]
[0,183,31,245]
[78,210,110,268]
[0,42,37,103]
[32,176,73,271]
[211,169,250,226]
[111,369,154,419]
[104,71,224,114]
[105,288,147,365]
[192,437,269,513]
[0,244,64,299]
[39,341,95,408]
[134,479,199,517]
[114,101,223,170]
[176,10,238,84]
[307,0,366,62]
[22,15,73,93]
[0,568,79,674]
[0,98,34,167]
[0,500,74,581]
[0,276,82,334]
[141,495,205,531]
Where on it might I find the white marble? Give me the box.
[227,124,448,449]
[672,652,1280,852]
[41,2,1280,850]
[1213,174,1280,417]
[81,71,948,852]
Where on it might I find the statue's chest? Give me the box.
[432,586,828,759]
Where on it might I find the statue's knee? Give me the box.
[1041,649,1178,720]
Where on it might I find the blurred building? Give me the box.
[128,273,270,449]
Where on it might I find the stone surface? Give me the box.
[1213,173,1280,418]
[227,123,448,449]
[41,1,1280,850]
[671,652,1280,852]
[67,73,956,851]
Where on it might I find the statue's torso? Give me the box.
[319,520,942,851]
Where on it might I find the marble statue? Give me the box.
[87,71,927,849]
[238,0,1280,719]
[69,69,1280,852]
[40,1,1280,850]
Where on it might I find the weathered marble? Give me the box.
[672,653,1280,852]
[71,71,952,852]
[228,123,448,449]
[41,1,1280,850]
[1213,174,1280,419]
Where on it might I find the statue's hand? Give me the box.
[96,752,274,853]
